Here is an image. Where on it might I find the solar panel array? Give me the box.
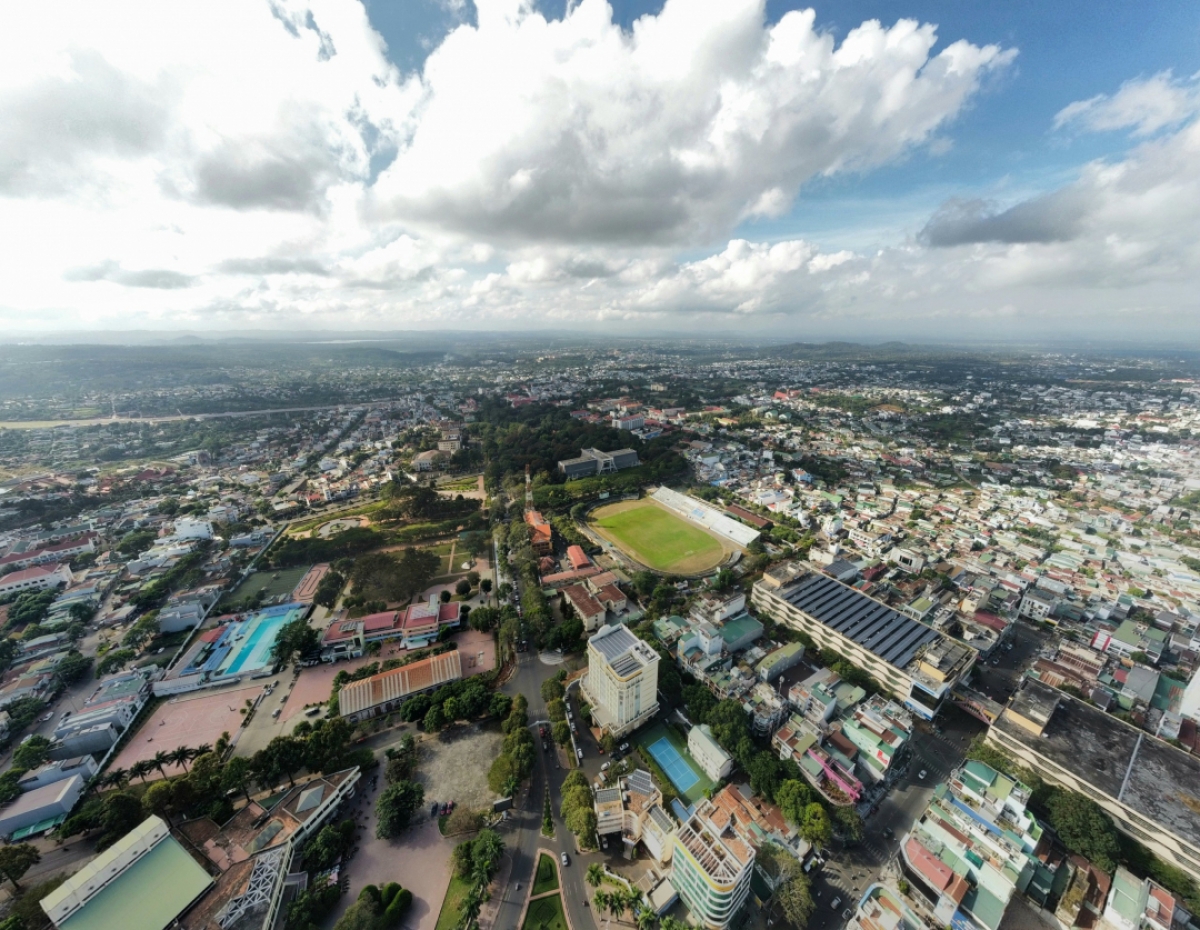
[626,769,655,795]
[784,572,938,669]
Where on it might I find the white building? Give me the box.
[581,624,660,738]
[0,563,73,598]
[687,725,734,782]
[171,517,213,540]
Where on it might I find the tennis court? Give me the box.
[648,737,700,793]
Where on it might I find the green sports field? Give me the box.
[591,499,726,574]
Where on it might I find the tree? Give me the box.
[470,829,505,884]
[799,804,832,849]
[455,579,471,597]
[0,844,40,891]
[376,781,425,838]
[424,704,445,733]
[313,570,346,609]
[144,781,176,824]
[541,677,565,703]
[1047,789,1121,872]
[552,721,571,745]
[272,618,321,666]
[439,590,451,604]
[151,751,172,779]
[167,745,195,773]
[13,735,51,771]
[480,578,492,597]
[222,756,254,802]
[130,760,155,784]
[587,863,605,887]
[54,650,93,686]
[775,866,815,928]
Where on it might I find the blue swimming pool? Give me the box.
[217,604,305,677]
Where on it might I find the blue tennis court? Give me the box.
[648,737,700,793]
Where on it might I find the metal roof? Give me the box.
[783,572,938,669]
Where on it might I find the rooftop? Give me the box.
[996,679,1200,848]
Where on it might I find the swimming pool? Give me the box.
[216,604,305,677]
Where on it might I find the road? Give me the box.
[489,646,602,930]
[805,707,983,930]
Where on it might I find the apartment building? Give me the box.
[670,799,755,930]
[594,769,675,862]
[688,724,734,782]
[899,761,1055,930]
[581,624,660,738]
[987,678,1200,882]
[836,695,913,783]
[753,564,976,720]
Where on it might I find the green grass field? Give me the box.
[591,500,725,573]
[219,566,309,607]
[522,895,568,930]
[434,874,474,930]
[533,853,560,895]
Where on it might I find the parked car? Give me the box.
[618,742,629,753]
[431,802,440,818]
[918,769,927,780]
[601,762,610,772]
[576,747,583,760]
[831,898,841,911]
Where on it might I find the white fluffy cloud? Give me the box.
[1,0,1195,340]
[371,0,1014,246]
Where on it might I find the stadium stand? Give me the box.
[650,487,760,548]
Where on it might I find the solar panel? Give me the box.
[786,573,938,671]
[626,770,654,795]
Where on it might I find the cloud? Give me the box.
[918,192,1088,247]
[63,261,195,289]
[1054,71,1200,137]
[371,0,1014,246]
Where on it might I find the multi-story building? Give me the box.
[670,798,755,930]
[557,447,640,479]
[836,695,913,783]
[898,760,1056,930]
[987,678,1200,882]
[753,564,976,720]
[525,510,553,555]
[594,769,675,862]
[688,725,734,782]
[581,625,660,738]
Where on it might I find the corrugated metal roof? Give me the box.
[338,651,463,716]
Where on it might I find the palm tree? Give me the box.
[130,760,154,784]
[593,890,611,916]
[104,768,129,790]
[151,751,171,779]
[167,747,192,772]
[194,743,213,758]
[586,863,605,888]
[636,906,658,930]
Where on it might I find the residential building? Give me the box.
[898,761,1055,930]
[987,678,1200,882]
[562,584,607,633]
[595,769,675,863]
[688,725,734,782]
[1102,865,1195,930]
[836,695,912,783]
[558,447,640,479]
[18,756,98,792]
[337,650,463,722]
[525,510,553,555]
[581,624,660,738]
[669,797,756,930]
[612,414,645,431]
[753,564,977,720]
[0,563,73,597]
[320,600,462,658]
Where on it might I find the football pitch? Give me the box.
[590,499,726,574]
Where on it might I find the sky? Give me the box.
[2,0,1199,343]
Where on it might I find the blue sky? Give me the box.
[4,0,1199,340]
[368,0,1200,251]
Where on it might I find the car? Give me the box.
[601,762,610,772]
[271,708,282,718]
[842,908,853,921]
[561,852,569,866]
[431,802,440,818]
[576,748,583,759]
[918,769,927,780]
[305,706,322,717]
[990,659,999,666]
[831,897,841,911]
[539,725,547,738]
[40,712,54,722]
[600,836,608,850]
[619,742,629,753]
[612,751,622,762]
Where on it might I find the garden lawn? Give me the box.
[591,500,723,573]
[533,854,560,895]
[434,874,474,930]
[522,894,568,930]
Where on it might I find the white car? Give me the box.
[601,761,610,772]
[576,747,583,760]
[918,769,928,780]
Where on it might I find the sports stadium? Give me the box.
[587,487,759,576]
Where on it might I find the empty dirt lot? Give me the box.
[414,722,504,812]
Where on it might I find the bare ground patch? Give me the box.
[414,722,504,812]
